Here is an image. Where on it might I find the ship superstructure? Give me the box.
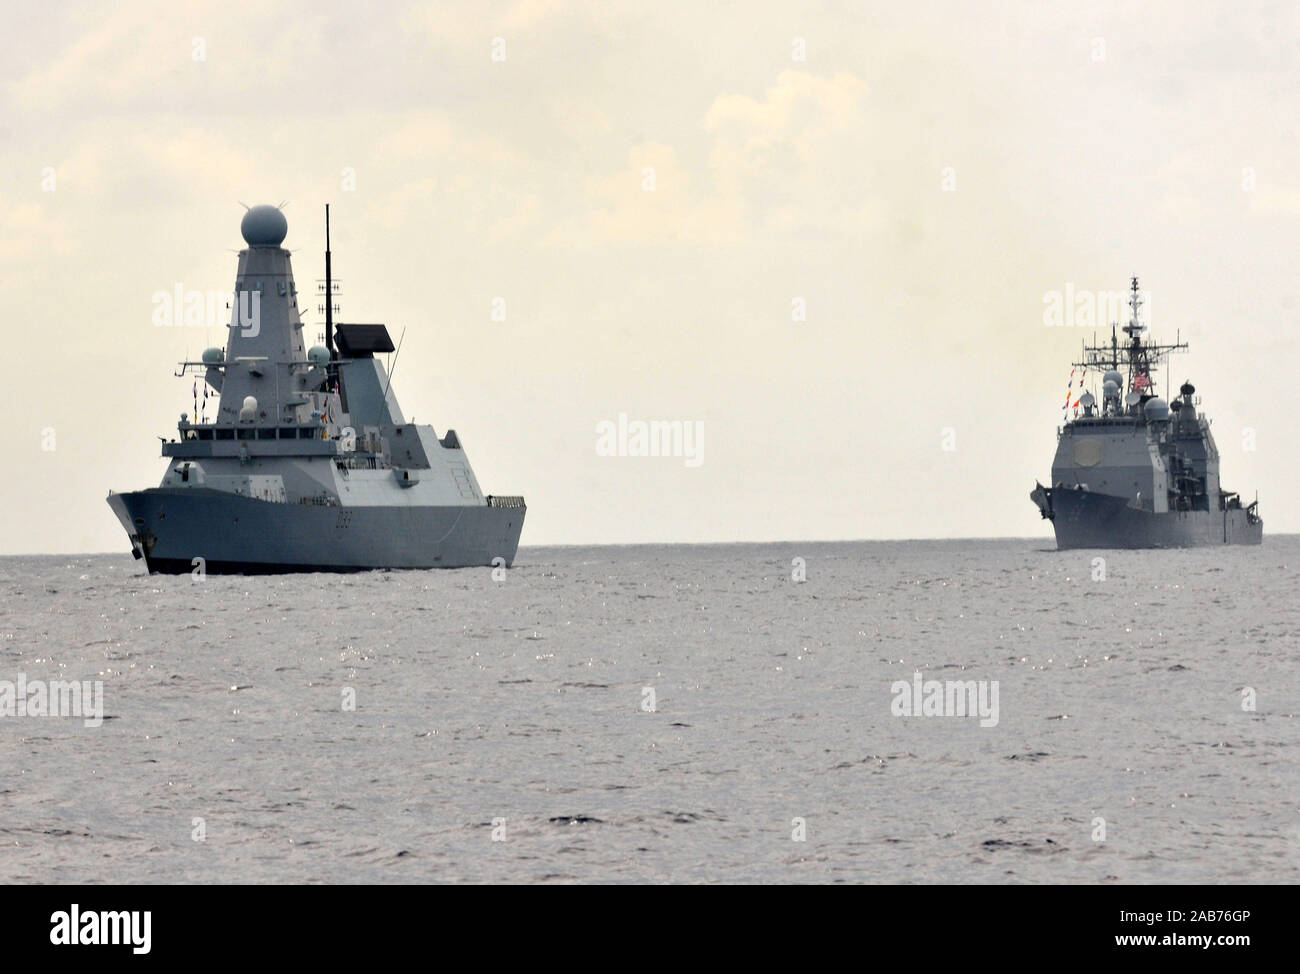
[1031,278,1261,548]
[108,205,525,572]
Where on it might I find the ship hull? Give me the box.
[1037,486,1261,549]
[107,488,524,574]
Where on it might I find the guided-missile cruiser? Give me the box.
[107,204,525,573]
[1031,277,1261,548]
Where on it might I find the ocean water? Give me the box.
[1,539,1297,884]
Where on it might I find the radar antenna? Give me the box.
[1123,276,1145,339]
[324,204,333,359]
[1072,276,1188,404]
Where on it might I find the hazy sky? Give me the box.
[2,1,1296,553]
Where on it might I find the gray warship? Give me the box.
[107,204,525,573]
[1031,278,1261,549]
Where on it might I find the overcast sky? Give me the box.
[2,1,1296,553]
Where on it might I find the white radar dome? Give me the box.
[240,205,287,247]
[1143,397,1170,421]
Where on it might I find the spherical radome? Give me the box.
[241,205,288,247]
[1143,397,1170,421]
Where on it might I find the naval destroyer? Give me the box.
[1030,278,1261,548]
[108,204,525,573]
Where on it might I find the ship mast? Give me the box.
[1122,276,1147,393]
[1073,276,1187,406]
[324,205,335,391]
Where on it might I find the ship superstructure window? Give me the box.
[215,428,234,440]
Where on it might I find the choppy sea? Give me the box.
[1,539,1297,884]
